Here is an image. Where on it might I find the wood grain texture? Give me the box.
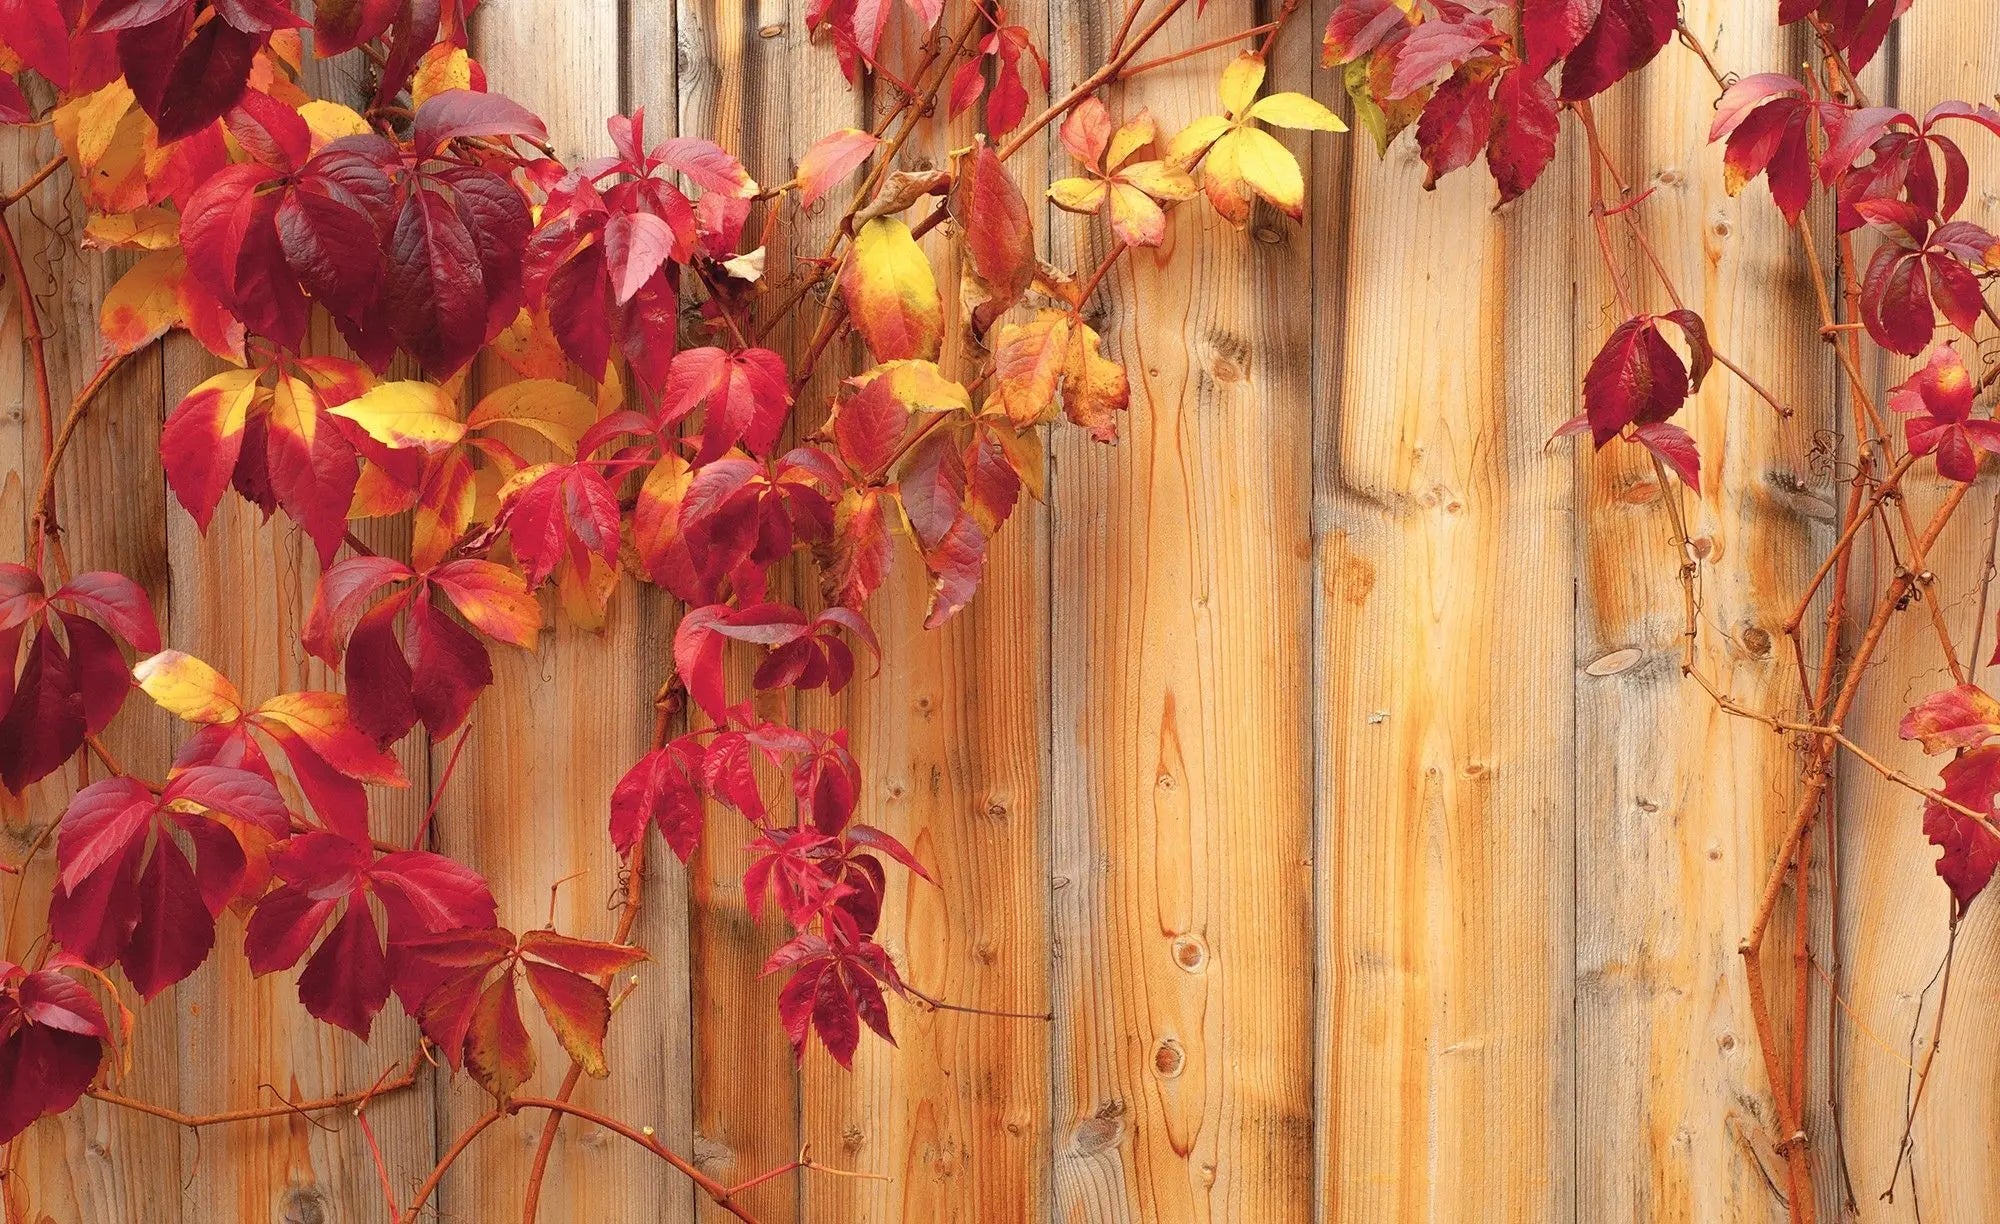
[798,3,1054,1219]
[2,97,181,1224]
[433,2,693,1219]
[1570,6,1834,1222]
[1312,6,1577,1219]
[1835,6,2000,1222]
[1048,5,1316,1222]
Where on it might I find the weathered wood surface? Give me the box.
[6,1,2000,1221]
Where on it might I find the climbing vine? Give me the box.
[0,0,1993,1220]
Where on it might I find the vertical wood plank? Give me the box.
[665,2,847,1216]
[160,365,435,1224]
[1837,7,2000,1221]
[1569,7,1833,1221]
[1049,5,1316,1221]
[1,110,181,1224]
[1313,9,1577,1222]
[796,2,1055,1219]
[437,4,694,1219]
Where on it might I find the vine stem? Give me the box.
[515,676,679,1219]
[2,210,57,575]
[398,1107,503,1224]
[1883,903,1960,1201]
[0,157,62,210]
[86,1057,420,1128]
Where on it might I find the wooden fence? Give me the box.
[4,0,1997,1220]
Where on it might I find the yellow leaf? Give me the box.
[840,217,943,362]
[1201,130,1256,225]
[269,373,324,448]
[1107,110,1158,171]
[1246,91,1347,132]
[83,207,179,251]
[490,307,570,380]
[987,314,1072,427]
[99,250,185,357]
[1060,320,1129,442]
[1120,160,1198,201]
[860,359,972,413]
[330,380,466,451]
[1231,125,1307,219]
[1167,114,1232,164]
[413,452,477,571]
[298,100,372,150]
[134,650,243,724]
[1107,182,1168,248]
[467,379,597,452]
[1049,177,1109,214]
[1219,53,1267,117]
[411,45,472,108]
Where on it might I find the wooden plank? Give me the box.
[1568,8,1836,1222]
[795,3,1055,1219]
[1835,6,2000,1221]
[1,110,181,1224]
[1311,8,1578,1222]
[1047,5,1316,1220]
[433,4,694,1219]
[665,2,854,1217]
[157,361,435,1224]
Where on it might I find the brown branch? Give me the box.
[398,1107,503,1224]
[86,1059,420,1129]
[2,211,57,575]
[511,1098,760,1221]
[1,157,65,210]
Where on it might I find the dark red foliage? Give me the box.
[245,830,496,1036]
[304,555,539,745]
[0,565,160,793]
[49,767,288,998]
[397,924,645,1099]
[1854,200,1998,356]
[0,961,108,1145]
[1579,310,1711,447]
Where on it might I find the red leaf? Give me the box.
[1486,67,1560,204]
[521,959,614,1075]
[1631,421,1701,491]
[1521,0,1601,73]
[1902,683,2000,754]
[831,375,911,478]
[311,0,399,55]
[1556,0,1674,102]
[225,89,310,173]
[0,965,107,1146]
[122,11,264,141]
[386,182,487,375]
[1416,68,1496,190]
[661,346,793,464]
[53,571,160,653]
[497,464,623,589]
[609,743,706,859]
[404,595,493,738]
[464,971,535,1099]
[411,89,548,156]
[1928,747,2000,907]
[0,627,85,792]
[1892,344,2000,483]
[954,144,1035,334]
[1581,315,1690,446]
[297,898,392,1035]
